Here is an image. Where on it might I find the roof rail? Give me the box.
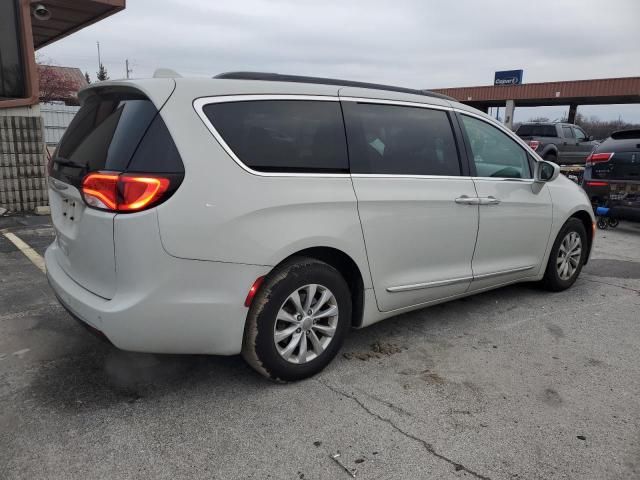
[214,71,456,102]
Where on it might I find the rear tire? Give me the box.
[541,218,587,291]
[242,257,351,382]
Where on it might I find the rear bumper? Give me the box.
[45,237,270,356]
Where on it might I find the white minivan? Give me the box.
[46,72,595,381]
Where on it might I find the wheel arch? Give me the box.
[273,246,366,328]
[570,210,594,264]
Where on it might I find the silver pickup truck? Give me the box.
[515,122,597,165]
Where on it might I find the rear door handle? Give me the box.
[478,196,501,205]
[455,195,480,205]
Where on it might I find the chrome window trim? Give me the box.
[193,95,349,178]
[193,94,542,179]
[352,174,470,180]
[387,265,537,293]
[340,96,453,112]
[472,177,535,184]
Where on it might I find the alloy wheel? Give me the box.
[273,284,339,364]
[556,231,582,281]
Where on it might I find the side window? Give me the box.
[573,128,586,142]
[202,100,348,173]
[342,102,461,176]
[562,126,575,138]
[460,115,531,179]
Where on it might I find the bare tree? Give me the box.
[38,64,81,104]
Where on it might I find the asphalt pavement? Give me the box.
[0,215,639,480]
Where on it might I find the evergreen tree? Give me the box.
[96,64,109,81]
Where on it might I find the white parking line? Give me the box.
[2,231,46,273]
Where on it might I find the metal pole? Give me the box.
[97,41,101,70]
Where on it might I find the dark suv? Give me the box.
[516,122,596,164]
[582,129,640,221]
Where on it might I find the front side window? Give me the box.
[573,127,587,142]
[342,102,461,176]
[562,126,575,139]
[461,115,531,179]
[203,100,348,173]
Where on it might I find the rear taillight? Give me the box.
[81,171,176,213]
[585,181,608,187]
[527,140,540,151]
[585,152,613,166]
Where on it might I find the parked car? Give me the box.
[582,129,640,222]
[45,72,595,381]
[515,122,597,164]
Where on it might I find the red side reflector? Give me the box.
[585,181,608,187]
[527,140,540,151]
[245,276,265,307]
[81,172,171,213]
[585,152,613,166]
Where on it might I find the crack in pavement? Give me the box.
[581,277,640,294]
[316,378,492,480]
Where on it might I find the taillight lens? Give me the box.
[528,140,540,151]
[585,152,613,166]
[81,171,175,213]
[585,181,608,187]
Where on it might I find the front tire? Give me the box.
[541,218,587,291]
[242,257,351,382]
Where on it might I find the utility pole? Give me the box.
[125,59,132,79]
[96,41,101,70]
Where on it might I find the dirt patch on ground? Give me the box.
[343,341,403,361]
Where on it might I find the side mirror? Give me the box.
[535,160,560,183]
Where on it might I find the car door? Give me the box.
[457,113,553,292]
[341,98,479,312]
[572,126,593,163]
[560,125,576,163]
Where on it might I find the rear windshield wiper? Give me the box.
[53,158,86,169]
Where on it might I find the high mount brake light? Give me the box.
[585,152,613,166]
[81,172,171,213]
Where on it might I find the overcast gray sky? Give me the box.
[41,0,640,122]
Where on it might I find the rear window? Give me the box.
[515,124,557,137]
[51,88,183,186]
[203,100,348,173]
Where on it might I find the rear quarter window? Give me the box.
[202,100,348,173]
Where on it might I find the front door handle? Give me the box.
[478,196,501,205]
[455,195,480,205]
